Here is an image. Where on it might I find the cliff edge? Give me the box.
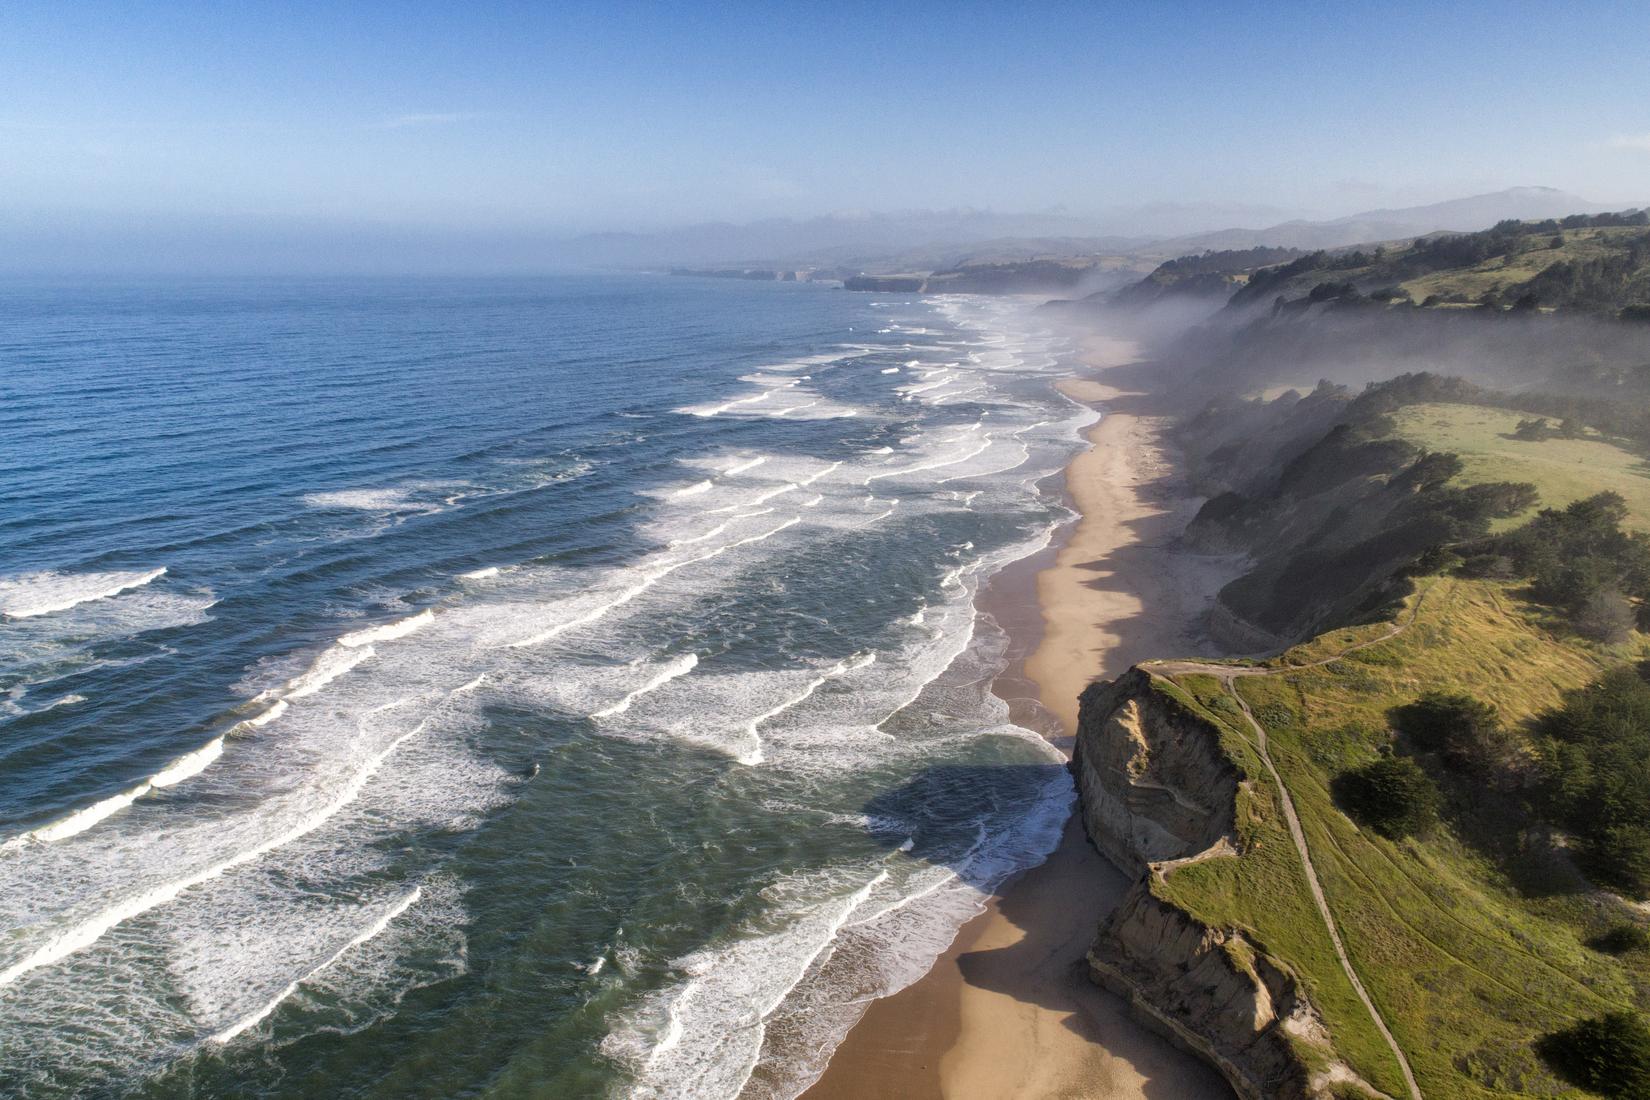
[1074,669,1386,1100]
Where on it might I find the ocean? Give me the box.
[0,274,1089,1098]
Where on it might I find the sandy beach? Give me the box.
[803,335,1240,1100]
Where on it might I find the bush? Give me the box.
[1576,588,1637,644]
[1393,692,1514,775]
[1585,825,1650,900]
[1537,1012,1650,1097]
[1537,667,1650,876]
[1335,756,1439,838]
[1588,923,1650,955]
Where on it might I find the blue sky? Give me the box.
[2,1,1648,267]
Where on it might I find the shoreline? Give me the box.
[803,336,1238,1099]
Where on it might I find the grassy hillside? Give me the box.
[1228,212,1650,317]
[1152,578,1649,1097]
[1388,403,1650,532]
[1398,226,1650,308]
[1149,670,1413,1095]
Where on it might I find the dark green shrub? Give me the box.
[1537,1012,1650,1097]
[1588,923,1650,955]
[1392,692,1514,775]
[1585,826,1650,900]
[1334,757,1439,838]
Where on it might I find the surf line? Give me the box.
[592,654,699,718]
[1,612,428,848]
[206,886,423,1044]
[0,678,472,988]
[507,515,800,649]
[737,653,875,766]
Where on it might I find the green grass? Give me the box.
[1157,578,1650,1097]
[1149,674,1412,1094]
[1398,226,1645,305]
[1388,402,1650,532]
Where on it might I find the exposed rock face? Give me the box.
[1073,668,1238,874]
[1088,884,1325,1100]
[1076,669,1380,1100]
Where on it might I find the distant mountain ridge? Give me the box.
[1151,187,1612,255]
[611,188,1628,276]
[555,209,1132,267]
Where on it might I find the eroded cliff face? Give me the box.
[1073,668,1239,874]
[1075,669,1382,1100]
[1087,883,1352,1100]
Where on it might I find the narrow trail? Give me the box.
[1142,591,1432,1100]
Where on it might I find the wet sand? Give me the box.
[803,337,1238,1100]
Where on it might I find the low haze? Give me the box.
[3,0,1649,272]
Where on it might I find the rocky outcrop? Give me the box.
[1076,669,1382,1099]
[1090,884,1338,1100]
[1073,668,1239,874]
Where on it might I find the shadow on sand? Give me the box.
[858,764,1235,1099]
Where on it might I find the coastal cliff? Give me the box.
[1074,670,1382,1100]
[1072,669,1238,874]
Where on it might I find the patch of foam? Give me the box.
[301,488,420,512]
[285,644,375,698]
[738,654,876,766]
[338,609,434,648]
[605,870,886,1099]
[207,886,423,1044]
[507,515,801,649]
[592,654,699,719]
[721,456,766,476]
[0,568,167,619]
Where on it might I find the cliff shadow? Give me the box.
[1065,385,1240,682]
[861,765,1237,1099]
[860,763,1073,893]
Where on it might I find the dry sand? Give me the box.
[803,336,1240,1100]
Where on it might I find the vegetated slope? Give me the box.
[1228,211,1650,317]
[1157,578,1647,1098]
[1214,580,1636,1095]
[1179,373,1650,645]
[1106,246,1309,306]
[1386,403,1650,532]
[1078,352,1650,1096]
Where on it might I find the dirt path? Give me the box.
[1142,594,1431,1100]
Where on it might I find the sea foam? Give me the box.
[0,568,167,619]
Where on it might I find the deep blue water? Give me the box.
[0,275,1086,1098]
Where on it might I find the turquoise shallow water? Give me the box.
[0,275,1086,1098]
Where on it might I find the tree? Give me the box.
[1587,825,1650,899]
[1393,692,1507,774]
[1513,417,1552,441]
[1536,668,1650,894]
[1576,588,1637,644]
[1334,757,1439,838]
[1537,1012,1650,1097]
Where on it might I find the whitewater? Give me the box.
[0,274,1089,1099]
